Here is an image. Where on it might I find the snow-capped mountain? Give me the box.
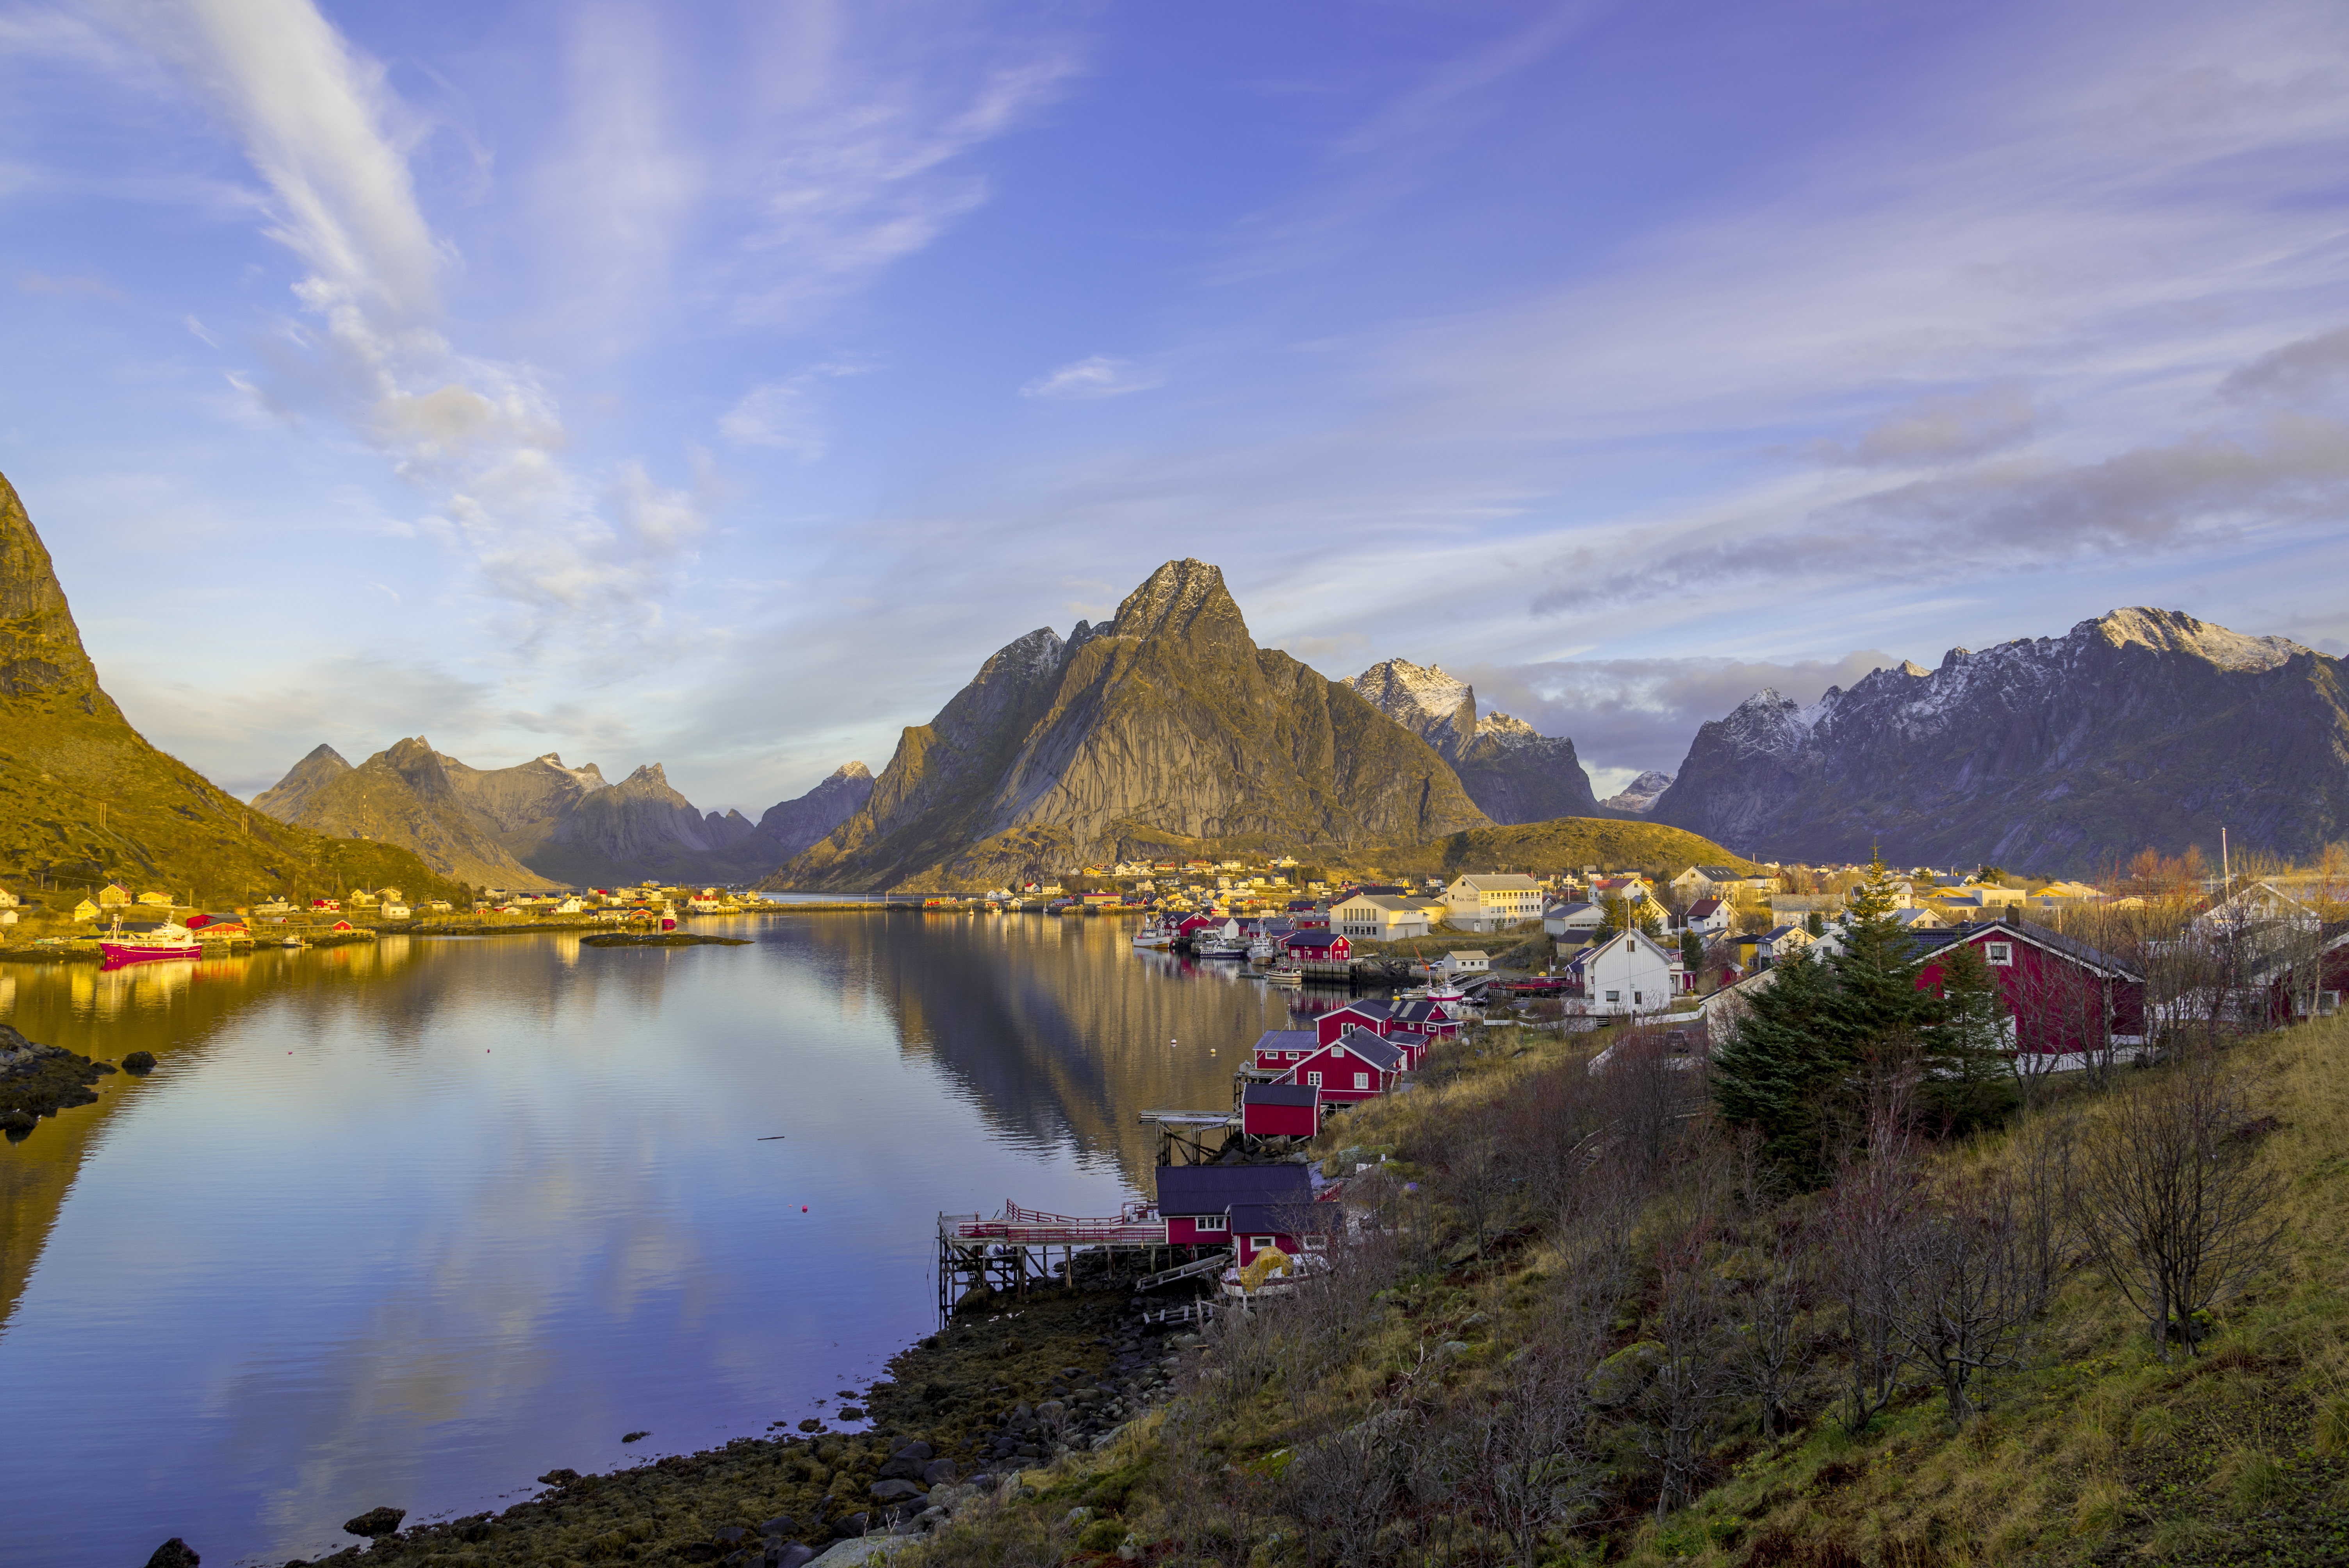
[1344,657,1607,823]
[1649,609,2349,872]
[1603,771,1675,814]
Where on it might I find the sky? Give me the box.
[5,0,2349,810]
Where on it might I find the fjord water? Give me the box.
[0,916,1290,1566]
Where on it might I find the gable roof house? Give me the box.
[1278,1028,1406,1103]
[1444,873,1543,934]
[1908,917,2146,1054]
[1545,900,1604,941]
[1564,929,1677,1017]
[1154,1163,1331,1265]
[1680,896,1729,935]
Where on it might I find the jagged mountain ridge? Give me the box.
[255,740,870,887]
[0,472,465,907]
[757,763,874,858]
[1343,656,1609,824]
[1604,770,1675,814]
[1650,608,2349,873]
[778,561,1492,891]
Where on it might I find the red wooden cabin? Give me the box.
[1280,1028,1405,1103]
[1390,997,1460,1039]
[1155,1164,1325,1265]
[1312,1000,1394,1045]
[1252,1028,1320,1071]
[1282,930,1352,962]
[1911,918,2146,1052]
[1241,1081,1322,1137]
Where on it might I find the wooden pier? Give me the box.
[936,1201,1180,1320]
[1137,1107,1240,1165]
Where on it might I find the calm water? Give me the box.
[0,916,1302,1567]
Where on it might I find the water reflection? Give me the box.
[0,916,1298,1566]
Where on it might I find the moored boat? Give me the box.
[98,920,201,965]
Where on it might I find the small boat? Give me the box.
[98,919,201,965]
[1131,919,1173,949]
[1264,966,1303,987]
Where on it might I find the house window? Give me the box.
[1197,1215,1228,1232]
[1605,990,1620,1003]
[1633,992,1643,1005]
[1985,942,2014,966]
[1306,1071,1322,1087]
[1353,1071,1369,1089]
[1250,1237,1275,1252]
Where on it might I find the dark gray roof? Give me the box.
[1244,1082,1320,1108]
[1327,999,1394,1021]
[1156,1163,1312,1216]
[1330,1029,1405,1070]
[1251,1029,1319,1053]
[1232,1199,1338,1235]
[1910,916,2143,981]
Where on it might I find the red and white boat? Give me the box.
[98,919,201,965]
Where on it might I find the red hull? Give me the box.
[100,943,200,965]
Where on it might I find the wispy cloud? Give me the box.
[1806,385,2041,468]
[1021,355,1163,401]
[719,361,874,457]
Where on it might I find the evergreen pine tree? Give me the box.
[1680,927,1704,975]
[1919,936,2014,1131]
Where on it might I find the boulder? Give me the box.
[769,1544,819,1568]
[759,1516,797,1538]
[121,1051,157,1075]
[144,1540,200,1568]
[867,1479,923,1504]
[1587,1340,1664,1408]
[829,1512,869,1539]
[342,1507,406,1538]
[1035,1400,1068,1422]
[919,1458,958,1486]
[890,1440,933,1461]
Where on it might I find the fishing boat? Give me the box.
[1263,964,1303,987]
[97,919,201,965]
[1192,918,1249,959]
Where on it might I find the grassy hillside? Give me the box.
[1371,815,1752,880]
[903,1014,2349,1568]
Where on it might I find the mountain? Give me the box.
[0,471,463,908]
[756,763,874,858]
[1603,770,1675,814]
[250,743,351,821]
[778,561,1491,891]
[261,737,560,890]
[1343,657,1608,824]
[258,743,809,887]
[1650,608,2349,873]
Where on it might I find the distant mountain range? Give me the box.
[1650,609,2349,873]
[777,561,1497,891]
[252,744,873,890]
[0,471,464,907]
[1604,771,1675,815]
[1341,657,1609,824]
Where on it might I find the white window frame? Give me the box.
[1353,1072,1369,1090]
[1249,1236,1275,1252]
[1306,1070,1323,1087]
[1985,941,2014,966]
[1196,1214,1228,1232]
[1605,990,1621,1003]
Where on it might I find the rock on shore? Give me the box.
[0,1023,115,1135]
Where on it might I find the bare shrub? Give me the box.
[1451,1333,1605,1564]
[2064,1049,2284,1357]
[1820,1089,1924,1435]
[1889,1171,2047,1420]
[1640,1221,1734,1520]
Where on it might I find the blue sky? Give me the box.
[5,0,2348,810]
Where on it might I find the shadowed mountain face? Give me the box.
[1651,609,2349,873]
[274,738,558,890]
[0,472,457,907]
[779,561,1491,891]
[756,763,874,858]
[252,744,352,823]
[1344,656,1608,825]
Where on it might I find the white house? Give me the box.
[1756,924,1814,962]
[2192,881,2320,938]
[1332,893,1431,941]
[1670,865,1747,900]
[556,896,586,914]
[383,903,412,920]
[1544,900,1605,941]
[1439,950,1490,979]
[0,887,17,909]
[1444,873,1544,934]
[686,892,722,913]
[1565,930,1677,1017]
[1679,896,1730,935]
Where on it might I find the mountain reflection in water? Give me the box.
[0,915,1296,1567]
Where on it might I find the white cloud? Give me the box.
[1021,356,1164,401]
[718,361,873,458]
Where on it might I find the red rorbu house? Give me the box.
[1390,997,1461,1040]
[1312,999,1394,1045]
[1280,1027,1406,1103]
[1240,1081,1322,1137]
[1385,1029,1430,1070]
[1909,918,2146,1052]
[1154,1164,1333,1266]
[1252,1028,1321,1071]
[1282,930,1353,963]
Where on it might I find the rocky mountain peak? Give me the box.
[1343,658,1477,760]
[1473,711,1543,749]
[1103,559,1246,646]
[0,470,111,706]
[832,761,872,782]
[1603,770,1675,814]
[2085,606,2308,672]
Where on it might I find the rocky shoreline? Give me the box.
[0,1024,120,1136]
[206,1265,1203,1567]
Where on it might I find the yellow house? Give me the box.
[137,890,173,907]
[73,898,100,921]
[348,889,380,907]
[98,883,132,907]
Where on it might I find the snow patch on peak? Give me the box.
[832,761,872,782]
[2086,607,2304,672]
[1603,770,1674,814]
[1345,657,1472,719]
